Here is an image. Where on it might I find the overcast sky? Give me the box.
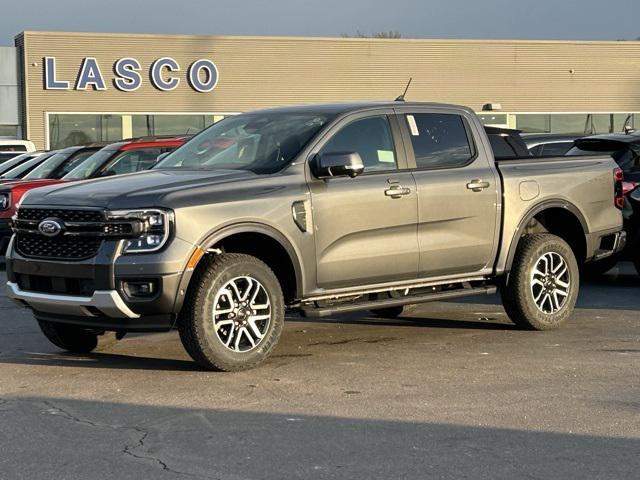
[2,0,640,45]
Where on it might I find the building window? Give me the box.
[0,125,18,138]
[514,113,637,135]
[477,114,507,127]
[131,114,226,137]
[48,114,123,149]
[516,114,551,133]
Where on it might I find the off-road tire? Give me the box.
[501,233,579,330]
[178,253,285,372]
[370,306,405,318]
[37,320,99,353]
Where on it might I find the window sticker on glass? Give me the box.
[377,150,395,163]
[407,115,420,136]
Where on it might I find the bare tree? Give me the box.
[341,30,402,39]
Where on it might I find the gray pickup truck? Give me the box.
[5,102,625,371]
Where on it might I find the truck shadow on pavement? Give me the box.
[0,396,638,479]
[300,314,519,331]
[0,350,200,372]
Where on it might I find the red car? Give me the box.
[0,136,188,252]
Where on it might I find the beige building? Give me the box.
[6,31,640,149]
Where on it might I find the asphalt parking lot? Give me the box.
[0,263,639,480]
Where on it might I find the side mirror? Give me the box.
[311,152,364,179]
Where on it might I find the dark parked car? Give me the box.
[523,134,581,157]
[0,138,187,253]
[628,188,640,275]
[567,132,640,274]
[484,126,531,159]
[0,151,58,182]
[0,151,46,176]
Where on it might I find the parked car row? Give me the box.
[0,136,189,252]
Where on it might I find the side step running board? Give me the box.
[301,285,497,318]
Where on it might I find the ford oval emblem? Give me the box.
[38,218,63,237]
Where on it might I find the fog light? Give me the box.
[124,280,157,298]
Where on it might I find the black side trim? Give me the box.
[504,199,589,272]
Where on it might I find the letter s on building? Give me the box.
[114,58,142,92]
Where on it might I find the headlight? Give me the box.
[108,209,174,254]
[0,192,10,211]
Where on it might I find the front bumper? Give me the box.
[7,281,140,318]
[5,234,195,331]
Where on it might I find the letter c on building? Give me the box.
[151,57,180,91]
[188,59,219,93]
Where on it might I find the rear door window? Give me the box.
[405,113,474,169]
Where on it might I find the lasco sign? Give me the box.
[43,56,219,93]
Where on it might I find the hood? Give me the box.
[21,169,258,209]
[1,178,65,191]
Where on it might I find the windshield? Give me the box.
[0,152,41,175]
[154,112,333,174]
[0,152,21,163]
[23,151,73,179]
[0,155,48,179]
[63,149,116,180]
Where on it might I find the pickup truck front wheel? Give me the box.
[501,234,579,330]
[178,253,285,372]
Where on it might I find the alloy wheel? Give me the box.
[530,251,571,314]
[212,276,272,352]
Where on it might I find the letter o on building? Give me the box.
[188,59,219,93]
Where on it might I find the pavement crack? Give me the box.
[122,427,207,479]
[41,400,209,479]
[42,400,103,428]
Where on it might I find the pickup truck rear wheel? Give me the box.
[178,253,285,372]
[501,234,579,330]
[37,320,99,353]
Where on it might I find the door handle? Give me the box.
[466,179,490,192]
[384,184,411,198]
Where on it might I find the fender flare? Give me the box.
[504,199,589,272]
[201,222,304,295]
[172,222,305,317]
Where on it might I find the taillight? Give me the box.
[614,167,624,209]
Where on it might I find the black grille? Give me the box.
[13,207,140,261]
[17,208,105,223]
[16,234,102,260]
[15,273,96,296]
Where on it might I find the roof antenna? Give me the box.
[395,77,412,102]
